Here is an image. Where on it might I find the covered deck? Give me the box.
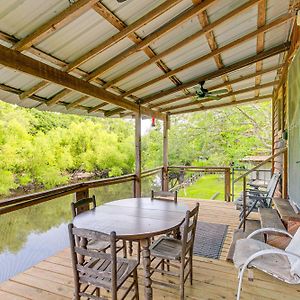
[0,1,300,299]
[0,199,299,300]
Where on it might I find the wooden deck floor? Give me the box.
[1,199,299,300]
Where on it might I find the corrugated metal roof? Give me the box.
[0,0,294,118]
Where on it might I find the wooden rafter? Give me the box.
[66,96,90,110]
[120,14,290,98]
[170,95,272,115]
[194,0,235,103]
[85,0,216,81]
[159,81,278,112]
[65,0,181,72]
[12,0,99,52]
[0,44,165,119]
[255,0,267,97]
[139,43,290,104]
[149,65,282,109]
[16,1,184,106]
[92,1,185,94]
[104,64,282,117]
[103,0,262,89]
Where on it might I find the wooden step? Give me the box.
[227,220,262,262]
[273,197,300,222]
[259,208,286,233]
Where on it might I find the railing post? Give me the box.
[224,168,231,202]
[231,167,235,202]
[74,188,90,212]
[243,176,247,232]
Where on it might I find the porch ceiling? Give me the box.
[0,0,296,119]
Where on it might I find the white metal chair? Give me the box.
[233,227,300,300]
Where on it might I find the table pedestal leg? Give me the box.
[140,238,152,300]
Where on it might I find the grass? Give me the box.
[178,174,243,201]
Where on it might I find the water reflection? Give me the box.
[0,177,158,282]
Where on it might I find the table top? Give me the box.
[73,197,188,240]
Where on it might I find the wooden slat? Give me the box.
[13,0,99,52]
[259,208,286,231]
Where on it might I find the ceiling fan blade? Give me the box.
[208,89,228,95]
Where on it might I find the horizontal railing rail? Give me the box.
[0,168,164,215]
[233,148,287,183]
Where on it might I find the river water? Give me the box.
[0,177,157,282]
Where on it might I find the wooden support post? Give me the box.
[224,168,231,202]
[162,114,169,191]
[134,108,142,197]
[282,148,288,198]
[243,177,247,232]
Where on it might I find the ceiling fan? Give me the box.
[194,81,228,100]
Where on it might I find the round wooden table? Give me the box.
[73,197,188,300]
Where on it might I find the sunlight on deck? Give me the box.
[0,199,299,300]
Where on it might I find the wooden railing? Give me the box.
[0,164,232,215]
[0,167,163,215]
[167,166,231,202]
[233,148,287,231]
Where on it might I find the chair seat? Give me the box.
[87,239,110,251]
[233,238,299,284]
[79,257,139,290]
[150,236,182,260]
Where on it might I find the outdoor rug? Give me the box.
[193,221,228,259]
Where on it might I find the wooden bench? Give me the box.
[227,220,262,262]
[273,198,300,223]
[259,208,286,233]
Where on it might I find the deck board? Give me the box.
[1,199,299,299]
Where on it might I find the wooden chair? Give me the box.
[238,173,281,228]
[71,196,127,257]
[68,224,139,300]
[151,190,178,203]
[149,203,199,300]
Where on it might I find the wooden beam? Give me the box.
[103,0,261,89]
[19,81,49,100]
[86,0,217,81]
[149,65,282,109]
[92,1,185,98]
[46,89,73,107]
[88,102,108,113]
[255,0,267,97]
[65,0,181,71]
[12,0,99,52]
[159,81,278,112]
[66,95,90,110]
[0,44,141,113]
[105,65,282,117]
[121,14,291,98]
[194,0,235,102]
[170,95,272,115]
[140,43,290,104]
